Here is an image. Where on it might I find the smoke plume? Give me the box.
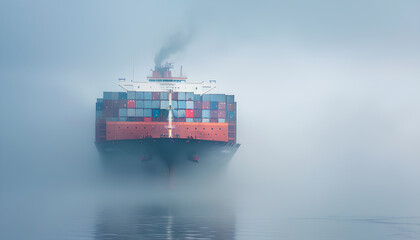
[154,30,195,67]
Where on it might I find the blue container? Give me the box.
[218,94,226,102]
[144,92,152,100]
[96,102,103,110]
[186,118,194,122]
[202,110,210,118]
[202,118,210,123]
[103,92,112,100]
[218,118,226,123]
[97,98,104,103]
[202,94,211,101]
[172,110,178,118]
[193,94,201,102]
[227,111,236,120]
[153,109,160,118]
[127,91,136,100]
[210,101,219,110]
[178,92,186,100]
[111,92,119,100]
[152,100,160,108]
[96,110,103,119]
[136,100,144,108]
[119,117,127,121]
[119,92,127,100]
[194,118,202,122]
[105,117,118,121]
[178,101,186,109]
[171,101,178,109]
[160,92,168,100]
[143,100,152,108]
[136,109,144,117]
[127,117,136,121]
[210,94,218,101]
[186,92,194,100]
[160,101,169,109]
[186,101,194,109]
[119,108,127,117]
[136,91,144,100]
[127,108,135,117]
[226,95,234,103]
[178,110,186,118]
[144,109,152,117]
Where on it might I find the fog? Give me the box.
[1,0,420,239]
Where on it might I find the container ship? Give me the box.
[95,63,239,178]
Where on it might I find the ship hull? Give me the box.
[95,138,240,180]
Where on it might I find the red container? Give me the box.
[227,103,235,111]
[210,118,218,123]
[194,101,202,109]
[218,110,226,118]
[210,110,218,118]
[152,92,160,100]
[127,100,136,108]
[186,109,194,118]
[202,101,210,109]
[144,117,152,122]
[218,102,226,110]
[172,92,178,100]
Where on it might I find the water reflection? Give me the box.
[94,202,235,239]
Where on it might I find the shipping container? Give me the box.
[194,118,202,122]
[178,101,186,109]
[127,91,136,100]
[134,117,144,121]
[104,92,112,100]
[105,117,118,121]
[186,92,194,100]
[194,101,202,109]
[186,109,194,118]
[178,92,186,100]
[96,110,103,119]
[226,95,234,103]
[177,109,186,118]
[151,100,160,108]
[194,94,201,101]
[119,92,127,100]
[127,117,136,121]
[111,92,119,100]
[153,109,160,118]
[152,92,160,100]
[210,94,218,101]
[218,94,226,102]
[202,110,210,118]
[186,101,194,109]
[144,92,152,100]
[103,108,118,117]
[172,109,179,118]
[160,92,168,100]
[143,100,152,108]
[202,94,211,101]
[194,109,202,118]
[160,100,169,109]
[127,108,135,117]
[227,103,235,111]
[127,100,136,108]
[227,111,236,120]
[136,91,144,100]
[160,109,169,119]
[202,101,210,109]
[210,101,219,110]
[210,118,218,123]
[96,102,103,110]
[144,109,152,117]
[174,117,186,122]
[136,109,144,117]
[171,101,178,109]
[119,108,127,117]
[119,117,127,121]
[186,118,194,122]
[97,98,103,103]
[218,102,226,110]
[202,118,210,123]
[172,92,178,100]
[218,118,226,123]
[218,110,226,118]
[136,100,144,108]
[210,110,218,118]
[144,117,152,122]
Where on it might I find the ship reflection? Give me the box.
[94,202,235,239]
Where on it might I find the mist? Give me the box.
[1,0,420,239]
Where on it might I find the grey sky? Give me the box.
[1,0,420,217]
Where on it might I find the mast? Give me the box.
[167,90,173,138]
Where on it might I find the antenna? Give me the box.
[180,65,183,77]
[132,56,134,82]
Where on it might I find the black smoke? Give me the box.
[154,29,195,67]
